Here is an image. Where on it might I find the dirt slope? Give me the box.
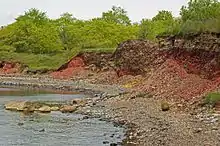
[51,33,220,101]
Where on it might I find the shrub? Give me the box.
[204,92,220,107]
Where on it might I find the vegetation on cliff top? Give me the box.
[1,0,220,70]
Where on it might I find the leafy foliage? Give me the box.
[168,0,220,35]
[180,0,220,22]
[138,11,175,40]
[0,6,137,55]
[0,9,63,54]
[102,6,131,25]
[152,10,174,21]
[0,6,138,70]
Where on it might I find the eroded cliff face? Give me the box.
[0,61,23,74]
[113,40,165,75]
[51,52,116,79]
[136,33,220,100]
[158,33,220,79]
[158,33,220,52]
[51,33,220,100]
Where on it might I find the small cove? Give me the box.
[0,87,124,146]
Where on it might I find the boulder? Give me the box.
[38,106,51,113]
[71,98,87,106]
[60,105,77,113]
[4,101,28,111]
[23,106,35,113]
[161,101,170,111]
[50,106,60,111]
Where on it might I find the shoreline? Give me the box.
[0,74,126,97]
[0,74,132,145]
[1,75,220,145]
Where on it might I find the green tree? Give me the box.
[0,8,63,54]
[102,6,131,25]
[138,11,175,40]
[180,0,220,21]
[55,13,77,25]
[152,10,173,21]
[16,8,49,25]
[138,19,151,39]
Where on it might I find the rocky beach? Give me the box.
[1,73,220,146]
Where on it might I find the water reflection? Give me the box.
[0,87,80,96]
[0,87,124,146]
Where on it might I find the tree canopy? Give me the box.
[102,6,131,25]
[1,1,220,56]
[180,0,220,21]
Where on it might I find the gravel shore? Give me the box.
[1,74,220,146]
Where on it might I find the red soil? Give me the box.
[66,57,85,68]
[51,57,86,79]
[0,62,20,74]
[139,49,220,101]
[51,48,220,101]
[117,69,133,77]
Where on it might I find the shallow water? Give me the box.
[0,87,124,146]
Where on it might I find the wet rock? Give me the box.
[161,101,170,111]
[39,129,45,132]
[82,116,89,120]
[71,98,87,106]
[38,106,51,113]
[23,106,35,113]
[116,135,121,139]
[50,106,60,111]
[103,141,109,144]
[17,122,24,126]
[4,101,28,111]
[60,105,77,113]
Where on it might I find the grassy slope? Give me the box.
[81,48,116,53]
[0,48,115,70]
[0,51,76,70]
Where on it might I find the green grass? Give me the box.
[81,48,116,53]
[0,50,78,70]
[0,48,115,71]
[204,92,220,107]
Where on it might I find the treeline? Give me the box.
[1,0,220,55]
[0,6,138,54]
[139,0,220,39]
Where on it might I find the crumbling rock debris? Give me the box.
[113,40,164,75]
[0,61,22,74]
[79,52,114,70]
[52,33,220,102]
[137,33,220,101]
[51,52,115,79]
[158,32,220,53]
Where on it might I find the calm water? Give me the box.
[0,87,124,146]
